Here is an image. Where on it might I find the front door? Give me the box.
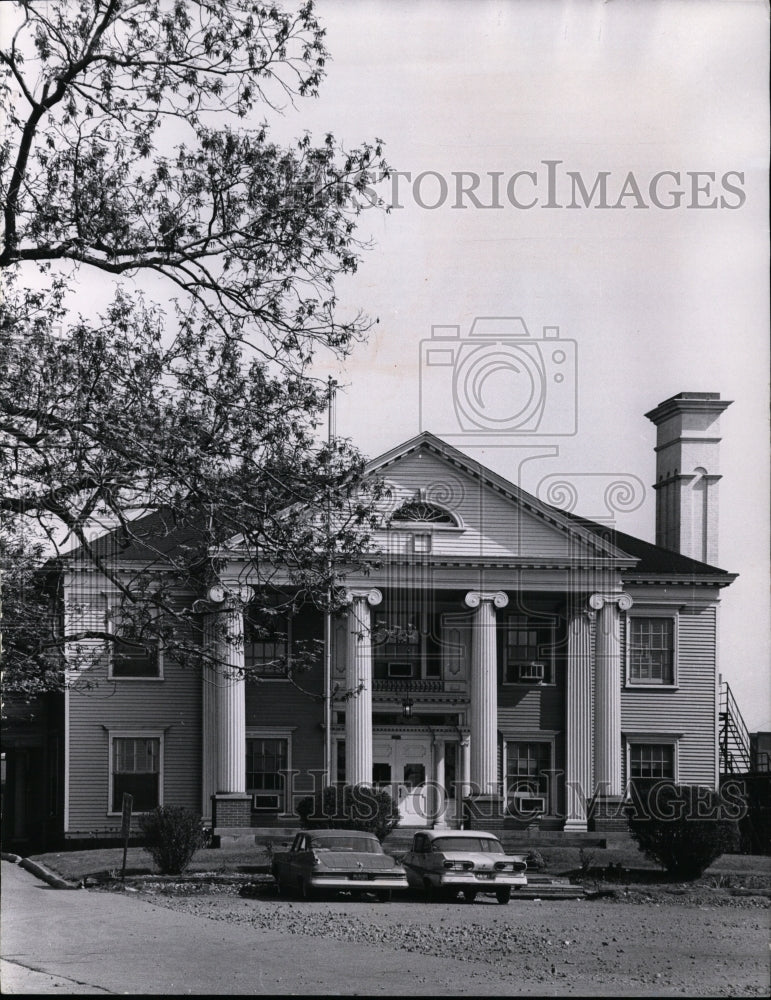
[373,734,432,827]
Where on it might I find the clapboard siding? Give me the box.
[621,606,717,786]
[67,652,202,833]
[497,685,564,734]
[375,450,591,560]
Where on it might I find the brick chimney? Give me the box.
[645,392,732,566]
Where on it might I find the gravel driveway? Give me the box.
[120,883,770,996]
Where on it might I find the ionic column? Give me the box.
[464,591,508,796]
[202,585,248,802]
[589,592,633,798]
[216,601,247,793]
[344,588,382,786]
[564,605,595,830]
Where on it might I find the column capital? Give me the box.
[344,587,383,607]
[589,592,633,612]
[196,582,252,613]
[570,606,597,627]
[464,591,509,610]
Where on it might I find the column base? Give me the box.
[563,817,589,833]
[463,795,505,831]
[211,793,252,829]
[589,795,628,832]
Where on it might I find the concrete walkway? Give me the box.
[0,860,524,995]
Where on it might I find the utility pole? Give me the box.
[323,376,337,787]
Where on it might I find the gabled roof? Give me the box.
[57,509,205,566]
[559,515,734,580]
[61,432,735,582]
[367,431,735,582]
[368,431,631,563]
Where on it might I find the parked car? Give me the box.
[401,829,527,904]
[271,829,409,901]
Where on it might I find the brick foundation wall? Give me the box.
[212,794,252,828]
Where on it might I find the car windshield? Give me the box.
[310,835,382,853]
[431,837,504,853]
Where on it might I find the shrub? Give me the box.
[139,806,208,875]
[297,784,399,842]
[626,782,740,881]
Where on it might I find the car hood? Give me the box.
[315,852,403,871]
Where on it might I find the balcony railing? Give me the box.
[372,678,445,693]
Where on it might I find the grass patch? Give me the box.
[28,845,272,882]
[26,841,771,886]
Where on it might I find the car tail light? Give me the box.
[494,860,527,872]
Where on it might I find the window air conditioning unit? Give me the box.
[511,793,547,816]
[252,793,281,811]
[519,661,545,682]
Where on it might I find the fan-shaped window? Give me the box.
[392,500,457,525]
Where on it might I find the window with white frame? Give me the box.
[111,735,161,812]
[628,616,675,685]
[503,615,556,684]
[392,499,458,525]
[246,737,288,811]
[505,741,551,805]
[629,742,675,780]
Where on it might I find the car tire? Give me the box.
[496,887,511,905]
[275,875,286,897]
[462,889,478,903]
[376,890,392,902]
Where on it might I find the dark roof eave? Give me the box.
[622,572,739,588]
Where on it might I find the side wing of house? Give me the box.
[63,570,201,838]
[621,583,722,790]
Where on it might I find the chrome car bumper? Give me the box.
[431,872,527,889]
[310,874,410,891]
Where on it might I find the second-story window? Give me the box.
[108,604,161,679]
[628,617,675,685]
[503,614,556,684]
[244,606,290,678]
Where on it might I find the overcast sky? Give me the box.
[294,0,770,729]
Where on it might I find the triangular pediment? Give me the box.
[367,432,638,566]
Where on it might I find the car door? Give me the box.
[290,833,308,888]
[404,833,429,886]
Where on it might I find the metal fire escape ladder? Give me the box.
[719,681,751,774]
